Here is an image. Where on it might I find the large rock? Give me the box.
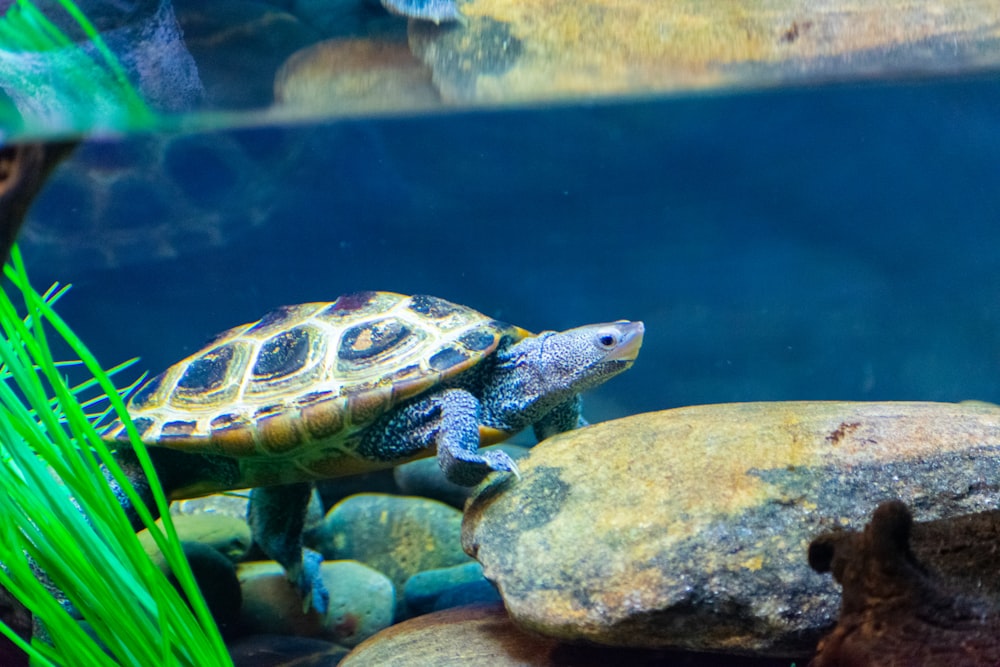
[409,0,1000,105]
[462,401,1000,656]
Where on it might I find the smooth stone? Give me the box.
[394,444,530,508]
[238,560,394,646]
[340,602,783,666]
[138,511,251,563]
[274,39,441,114]
[409,1,1000,104]
[317,493,472,616]
[463,401,1000,655]
[228,634,350,666]
[314,469,401,511]
[429,578,503,613]
[170,491,250,522]
[339,602,559,666]
[403,561,500,615]
[181,542,243,637]
[142,541,243,637]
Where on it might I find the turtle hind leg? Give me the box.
[359,387,519,487]
[248,483,329,614]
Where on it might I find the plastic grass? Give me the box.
[0,245,231,667]
[0,0,153,134]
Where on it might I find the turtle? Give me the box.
[103,291,644,613]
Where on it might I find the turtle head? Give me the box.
[533,320,645,395]
[487,320,644,430]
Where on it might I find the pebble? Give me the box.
[403,561,500,615]
[136,540,242,636]
[238,560,394,646]
[274,39,440,114]
[316,493,472,617]
[139,511,252,563]
[338,602,559,666]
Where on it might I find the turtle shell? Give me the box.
[104,292,527,464]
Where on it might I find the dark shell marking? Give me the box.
[177,344,236,393]
[108,292,524,473]
[252,328,311,379]
[338,318,416,364]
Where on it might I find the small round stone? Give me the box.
[238,560,394,646]
[274,39,440,115]
[338,603,559,667]
[146,541,242,637]
[316,493,472,618]
[403,561,500,615]
[139,510,251,563]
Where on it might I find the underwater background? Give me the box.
[3,1,1000,663]
[20,73,1000,423]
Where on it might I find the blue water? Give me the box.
[25,72,1000,423]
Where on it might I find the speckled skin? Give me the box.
[105,292,644,613]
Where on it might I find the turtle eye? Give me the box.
[597,331,619,349]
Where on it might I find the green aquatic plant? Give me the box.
[0,0,153,135]
[0,246,230,666]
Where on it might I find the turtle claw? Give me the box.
[440,446,520,486]
[296,548,329,615]
[483,449,520,481]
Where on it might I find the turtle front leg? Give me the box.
[360,388,519,486]
[247,483,329,614]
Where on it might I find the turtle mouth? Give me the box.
[603,321,644,363]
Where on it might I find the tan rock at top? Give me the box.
[462,401,1000,656]
[410,1,1000,104]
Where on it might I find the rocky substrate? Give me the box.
[144,402,1000,664]
[8,402,1000,665]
